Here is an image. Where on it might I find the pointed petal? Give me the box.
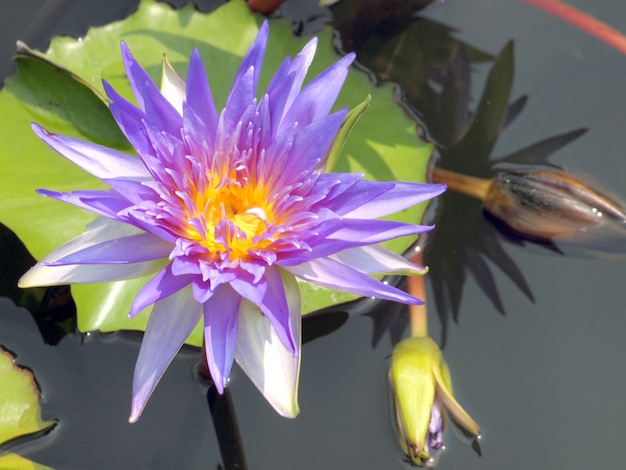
[103,80,155,163]
[121,41,155,110]
[19,255,165,288]
[258,267,298,354]
[434,358,480,437]
[18,218,166,287]
[142,82,183,137]
[45,216,141,250]
[307,219,433,259]
[322,178,391,216]
[330,244,428,276]
[129,286,202,422]
[103,178,160,206]
[235,271,301,418]
[160,54,186,114]
[32,124,149,180]
[37,189,132,220]
[186,48,218,134]
[345,182,447,219]
[266,36,317,128]
[222,65,255,132]
[48,232,172,265]
[228,20,268,104]
[286,110,347,176]
[129,263,195,317]
[203,284,241,393]
[283,37,317,112]
[328,218,432,247]
[284,257,423,305]
[279,52,355,133]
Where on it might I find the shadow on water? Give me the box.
[331,0,626,346]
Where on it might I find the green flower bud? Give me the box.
[389,336,480,466]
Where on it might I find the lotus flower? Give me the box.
[19,21,445,422]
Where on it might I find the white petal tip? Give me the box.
[214,380,226,395]
[268,394,300,419]
[280,405,300,419]
[17,266,43,288]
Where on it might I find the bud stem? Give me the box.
[431,167,492,202]
[408,252,428,337]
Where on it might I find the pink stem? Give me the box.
[522,0,626,55]
[407,252,428,337]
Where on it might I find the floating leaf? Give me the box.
[0,347,56,447]
[0,453,54,470]
[0,0,432,345]
[12,42,128,149]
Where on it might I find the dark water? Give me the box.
[1,1,626,469]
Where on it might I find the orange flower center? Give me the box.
[179,169,276,259]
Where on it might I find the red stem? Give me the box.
[522,0,626,56]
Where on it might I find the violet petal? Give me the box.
[129,263,195,317]
[129,285,202,422]
[203,283,241,393]
[31,123,149,180]
[284,257,423,305]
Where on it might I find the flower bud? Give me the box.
[484,170,626,252]
[389,336,479,466]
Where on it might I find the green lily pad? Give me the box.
[0,347,56,447]
[0,0,432,345]
[0,453,54,470]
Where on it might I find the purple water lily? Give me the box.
[19,21,445,422]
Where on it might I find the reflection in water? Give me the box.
[332,3,626,344]
[0,222,76,345]
[332,4,533,342]
[332,1,626,466]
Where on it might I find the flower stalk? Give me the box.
[430,167,491,202]
[407,251,428,338]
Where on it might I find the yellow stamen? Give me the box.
[177,170,276,260]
